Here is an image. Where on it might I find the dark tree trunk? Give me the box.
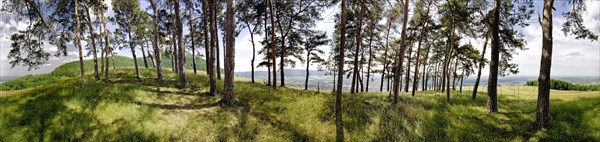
[189,13,197,74]
[101,10,110,83]
[421,42,432,91]
[412,28,426,96]
[170,1,178,73]
[85,7,99,80]
[127,22,141,79]
[366,18,375,92]
[268,0,277,90]
[145,37,156,67]
[536,0,553,129]
[203,0,211,77]
[174,0,188,88]
[74,0,86,88]
[452,58,458,90]
[351,0,365,94]
[223,0,236,105]
[487,0,501,113]
[459,69,464,93]
[336,0,347,140]
[208,0,218,95]
[305,52,310,90]
[150,0,162,81]
[392,0,410,105]
[473,34,489,100]
[141,39,149,68]
[380,21,392,92]
[404,37,413,93]
[245,22,256,83]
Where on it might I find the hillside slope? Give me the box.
[0,54,207,91]
[0,63,599,141]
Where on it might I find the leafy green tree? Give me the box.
[303,30,329,90]
[112,0,142,79]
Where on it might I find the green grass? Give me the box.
[1,64,599,141]
[0,54,208,91]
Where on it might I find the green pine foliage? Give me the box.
[525,79,600,91]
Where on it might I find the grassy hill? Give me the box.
[0,53,207,91]
[0,59,599,141]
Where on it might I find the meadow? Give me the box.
[1,61,599,141]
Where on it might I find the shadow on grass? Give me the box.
[0,76,159,141]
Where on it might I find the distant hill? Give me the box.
[237,69,600,91]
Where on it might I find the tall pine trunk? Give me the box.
[127,22,141,79]
[472,34,489,100]
[487,0,501,113]
[351,0,365,94]
[536,0,553,129]
[223,0,236,105]
[392,0,410,105]
[74,0,86,88]
[414,3,432,94]
[268,0,277,90]
[85,7,99,80]
[246,22,256,83]
[141,39,149,68]
[380,21,392,92]
[366,18,375,92]
[189,10,197,74]
[336,0,347,140]
[101,10,110,83]
[207,0,218,96]
[149,0,163,81]
[174,0,187,88]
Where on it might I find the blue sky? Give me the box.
[0,0,598,78]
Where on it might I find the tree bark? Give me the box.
[149,0,163,81]
[268,0,277,90]
[245,22,256,83]
[380,21,392,92]
[103,10,110,82]
[223,0,236,105]
[74,0,86,88]
[145,37,156,67]
[305,51,310,90]
[336,0,347,140]
[415,2,433,93]
[127,22,141,79]
[404,34,413,93]
[85,7,99,80]
[392,0,410,105]
[536,0,553,129]
[141,39,149,68]
[472,34,489,100]
[366,17,375,92]
[169,1,178,73]
[174,0,188,88]
[189,10,197,74]
[206,0,217,96]
[351,0,365,94]
[487,0,501,113]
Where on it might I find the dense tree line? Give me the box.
[1,0,596,136]
[526,80,600,91]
